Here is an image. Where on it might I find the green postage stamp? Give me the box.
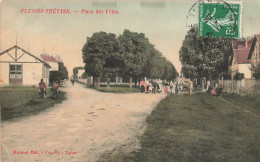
[199,1,242,38]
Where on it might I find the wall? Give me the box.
[48,62,58,71]
[239,64,251,79]
[0,63,10,85]
[219,79,260,93]
[23,63,44,85]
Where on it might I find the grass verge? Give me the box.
[99,93,260,162]
[91,86,139,93]
[0,86,67,122]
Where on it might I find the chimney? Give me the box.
[246,40,248,48]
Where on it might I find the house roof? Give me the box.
[0,45,51,68]
[40,54,59,63]
[247,34,259,60]
[232,37,255,64]
[256,34,260,42]
[233,49,251,63]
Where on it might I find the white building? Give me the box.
[0,45,51,86]
[40,54,59,71]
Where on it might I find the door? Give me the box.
[9,64,23,86]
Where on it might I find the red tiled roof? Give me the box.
[233,49,251,63]
[232,37,255,64]
[40,54,58,63]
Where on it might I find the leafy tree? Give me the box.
[81,72,88,79]
[179,26,232,80]
[82,32,120,86]
[118,29,153,87]
[234,72,245,80]
[163,60,178,81]
[251,63,260,80]
[73,67,84,78]
[147,52,165,79]
[58,62,68,80]
[49,71,62,83]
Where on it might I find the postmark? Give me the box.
[198,1,242,38]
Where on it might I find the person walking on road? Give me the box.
[52,81,59,98]
[38,79,47,99]
[71,78,75,86]
[152,80,157,94]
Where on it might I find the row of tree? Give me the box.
[82,29,178,87]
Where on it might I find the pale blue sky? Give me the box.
[1,0,260,75]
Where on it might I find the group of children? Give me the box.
[139,77,194,95]
[139,79,176,95]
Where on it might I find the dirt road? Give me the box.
[1,82,166,162]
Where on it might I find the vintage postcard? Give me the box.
[1,0,260,161]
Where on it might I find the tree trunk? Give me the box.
[93,77,95,86]
[134,78,137,87]
[97,77,100,87]
[221,75,224,89]
[129,77,132,88]
[202,77,206,91]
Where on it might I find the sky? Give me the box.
[1,0,260,76]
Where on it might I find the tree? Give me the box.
[73,67,84,78]
[49,62,68,83]
[163,60,178,81]
[147,52,165,79]
[82,30,178,87]
[82,32,120,86]
[234,72,245,80]
[81,72,88,79]
[179,26,232,80]
[118,29,153,87]
[251,63,260,80]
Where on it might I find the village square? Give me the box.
[1,0,260,162]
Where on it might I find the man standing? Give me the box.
[38,79,47,99]
[106,78,110,89]
[152,80,157,94]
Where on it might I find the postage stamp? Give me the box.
[198,1,242,38]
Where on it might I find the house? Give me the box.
[229,37,255,79]
[40,54,59,71]
[0,45,51,86]
[248,34,260,67]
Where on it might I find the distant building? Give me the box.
[0,45,51,86]
[55,55,63,63]
[40,54,59,71]
[229,37,255,79]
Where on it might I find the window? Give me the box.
[9,64,23,79]
[16,65,22,71]
[16,72,22,78]
[10,65,15,71]
[10,72,15,78]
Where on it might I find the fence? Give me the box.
[76,78,135,87]
[219,79,260,93]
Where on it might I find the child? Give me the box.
[164,82,169,94]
